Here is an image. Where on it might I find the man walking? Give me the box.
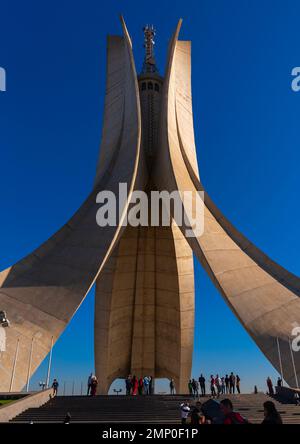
[52,378,59,397]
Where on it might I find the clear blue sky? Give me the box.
[0,0,299,394]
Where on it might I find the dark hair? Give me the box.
[220,399,233,410]
[263,401,282,424]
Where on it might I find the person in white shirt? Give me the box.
[180,401,191,424]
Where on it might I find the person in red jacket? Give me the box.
[220,399,248,424]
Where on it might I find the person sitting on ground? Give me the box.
[261,401,283,424]
[52,378,59,397]
[180,401,191,425]
[220,398,248,424]
[63,412,71,424]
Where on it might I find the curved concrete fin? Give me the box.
[0,20,142,391]
[155,22,300,388]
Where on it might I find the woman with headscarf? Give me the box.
[90,375,98,396]
[132,375,138,396]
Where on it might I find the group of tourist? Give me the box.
[180,398,283,425]
[184,373,241,398]
[125,375,154,395]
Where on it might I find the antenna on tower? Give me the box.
[142,24,158,74]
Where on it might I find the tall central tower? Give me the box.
[94,26,195,394]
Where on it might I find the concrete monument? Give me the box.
[0,17,299,393]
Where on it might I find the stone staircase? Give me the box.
[10,393,300,424]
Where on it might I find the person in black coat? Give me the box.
[261,401,282,424]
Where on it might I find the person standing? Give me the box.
[236,375,241,394]
[149,376,154,395]
[267,377,274,396]
[199,374,206,397]
[170,379,175,395]
[188,380,193,396]
[132,376,138,396]
[210,375,216,398]
[52,379,59,397]
[277,377,282,388]
[138,377,144,395]
[229,373,236,394]
[216,375,222,397]
[194,379,199,398]
[262,401,282,424]
[87,373,93,396]
[191,379,198,398]
[221,377,226,395]
[143,376,150,395]
[125,375,132,395]
[180,401,191,425]
[90,376,98,396]
[225,375,230,394]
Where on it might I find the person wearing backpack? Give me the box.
[220,399,248,424]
